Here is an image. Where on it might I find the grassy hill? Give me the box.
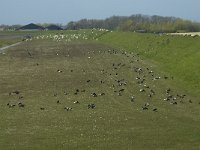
[99,31,200,98]
[0,30,200,150]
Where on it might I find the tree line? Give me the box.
[1,14,200,33]
[66,14,200,33]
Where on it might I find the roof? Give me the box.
[18,23,45,30]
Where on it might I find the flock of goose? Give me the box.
[5,30,197,113]
[24,28,109,42]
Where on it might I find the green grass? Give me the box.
[0,31,26,48]
[0,29,108,48]
[0,39,20,48]
[0,30,200,150]
[99,31,200,98]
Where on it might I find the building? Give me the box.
[135,30,147,33]
[18,23,45,31]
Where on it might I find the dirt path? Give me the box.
[0,42,21,53]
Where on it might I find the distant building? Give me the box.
[45,25,63,30]
[135,30,147,33]
[18,23,45,31]
[0,28,4,31]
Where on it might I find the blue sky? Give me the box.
[0,0,200,25]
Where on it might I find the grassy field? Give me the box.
[0,30,200,150]
[99,31,200,98]
[0,38,20,49]
[0,31,29,48]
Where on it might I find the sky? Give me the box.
[0,0,200,25]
